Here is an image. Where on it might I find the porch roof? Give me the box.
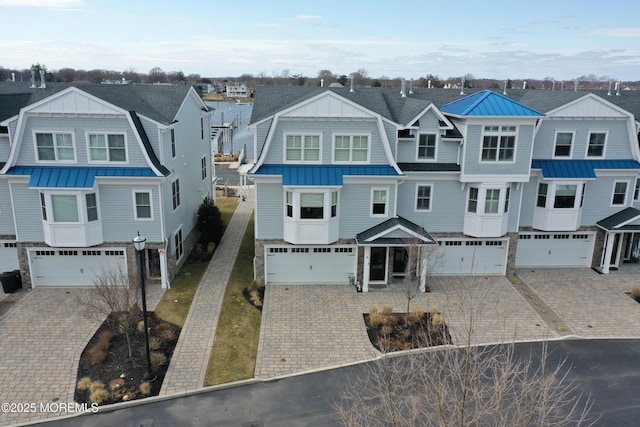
[597,207,640,231]
[355,216,436,246]
[5,165,157,188]
[252,164,401,186]
[532,159,640,179]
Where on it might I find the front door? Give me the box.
[370,247,387,281]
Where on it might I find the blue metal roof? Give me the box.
[6,166,157,188]
[532,159,640,179]
[253,164,401,186]
[441,90,544,116]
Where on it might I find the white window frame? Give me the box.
[467,187,479,213]
[417,133,437,161]
[86,132,128,163]
[480,125,517,163]
[171,128,176,159]
[333,134,370,163]
[415,184,433,212]
[85,193,99,222]
[172,177,181,210]
[174,226,184,262]
[132,190,154,221]
[611,180,629,207]
[201,156,207,181]
[33,131,77,163]
[284,133,322,163]
[553,131,574,158]
[370,188,389,217]
[586,131,607,158]
[634,177,640,202]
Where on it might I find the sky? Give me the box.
[1,0,639,81]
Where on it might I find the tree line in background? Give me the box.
[0,64,635,91]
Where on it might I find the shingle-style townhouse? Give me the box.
[0,81,213,289]
[247,85,640,291]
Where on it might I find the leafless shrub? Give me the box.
[150,351,167,368]
[159,327,177,342]
[148,336,162,351]
[76,267,141,358]
[381,305,393,315]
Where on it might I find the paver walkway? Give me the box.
[161,191,254,395]
[0,286,163,426]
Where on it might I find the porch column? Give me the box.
[363,246,371,293]
[419,247,427,292]
[602,232,615,274]
[159,248,170,289]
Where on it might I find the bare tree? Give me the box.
[334,279,595,426]
[76,267,141,358]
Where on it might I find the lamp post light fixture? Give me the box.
[132,233,156,382]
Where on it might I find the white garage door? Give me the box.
[435,239,508,275]
[29,248,127,287]
[515,232,594,268]
[266,246,357,284]
[0,241,19,272]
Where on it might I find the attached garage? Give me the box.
[435,238,509,275]
[28,248,127,287]
[515,232,595,268]
[265,245,357,284]
[0,241,19,272]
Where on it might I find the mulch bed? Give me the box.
[74,312,180,405]
[364,311,452,352]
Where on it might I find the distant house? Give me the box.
[0,81,214,289]
[247,85,640,290]
[226,83,249,98]
[195,83,215,94]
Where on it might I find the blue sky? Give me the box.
[1,0,639,81]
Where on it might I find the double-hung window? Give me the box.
[334,135,369,162]
[537,183,548,208]
[467,187,479,213]
[481,126,515,161]
[371,189,388,216]
[554,132,573,157]
[171,128,176,158]
[285,191,293,217]
[331,191,338,217]
[174,228,183,261]
[36,132,75,161]
[416,185,432,211]
[554,185,577,208]
[134,191,152,219]
[300,193,324,219]
[587,132,606,157]
[172,178,181,210]
[417,134,436,160]
[86,193,98,222]
[88,134,126,162]
[612,181,628,206]
[484,189,500,214]
[285,135,320,162]
[201,156,207,180]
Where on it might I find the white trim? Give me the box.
[32,130,77,164]
[370,187,389,218]
[585,130,608,158]
[610,180,630,207]
[552,130,575,158]
[85,131,129,164]
[132,189,154,221]
[414,183,433,212]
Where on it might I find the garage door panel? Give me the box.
[515,233,594,267]
[435,240,507,275]
[30,248,127,287]
[0,241,19,272]
[266,246,356,284]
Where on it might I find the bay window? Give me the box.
[283,189,341,244]
[39,191,103,246]
[533,180,585,231]
[464,184,511,237]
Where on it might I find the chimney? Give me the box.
[350,76,355,93]
[460,77,465,95]
[409,78,414,95]
[320,78,324,88]
[616,81,621,96]
[523,81,527,90]
[39,69,46,89]
[608,81,612,96]
[30,70,36,88]
[503,80,508,95]
[574,80,578,92]
[427,79,432,89]
[400,78,406,97]
[552,80,555,91]
[11,72,15,82]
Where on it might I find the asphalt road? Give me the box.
[214,163,242,187]
[43,339,640,426]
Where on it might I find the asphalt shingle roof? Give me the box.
[597,207,640,230]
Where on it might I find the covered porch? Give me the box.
[355,216,437,292]
[596,207,640,274]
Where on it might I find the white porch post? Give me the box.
[159,248,170,289]
[363,246,371,293]
[602,232,615,274]
[419,247,427,292]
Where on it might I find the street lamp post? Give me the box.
[132,233,156,382]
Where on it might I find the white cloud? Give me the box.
[587,26,640,37]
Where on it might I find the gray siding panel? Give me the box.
[99,184,163,241]
[0,180,15,234]
[339,183,396,236]
[10,182,44,241]
[396,179,465,232]
[255,182,284,239]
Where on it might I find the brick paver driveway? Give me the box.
[0,287,163,426]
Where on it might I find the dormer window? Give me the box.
[88,133,127,162]
[397,129,414,139]
[35,132,75,162]
[417,134,437,160]
[285,134,321,162]
[554,132,573,157]
[587,132,606,157]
